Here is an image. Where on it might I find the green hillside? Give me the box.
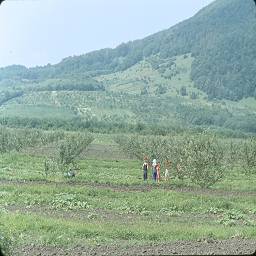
[0,0,256,134]
[1,57,256,134]
[1,0,256,100]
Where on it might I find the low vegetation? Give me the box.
[0,127,255,254]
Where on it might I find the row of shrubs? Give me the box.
[0,126,64,153]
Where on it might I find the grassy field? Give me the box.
[0,104,75,120]
[0,134,255,255]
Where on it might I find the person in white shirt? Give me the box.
[152,159,157,182]
[164,160,171,181]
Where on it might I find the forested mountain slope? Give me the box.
[1,0,255,100]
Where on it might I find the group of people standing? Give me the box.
[142,157,171,182]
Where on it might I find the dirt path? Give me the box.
[15,239,256,255]
[1,178,256,197]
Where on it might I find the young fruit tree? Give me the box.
[185,135,224,188]
[43,133,93,177]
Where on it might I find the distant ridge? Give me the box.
[0,0,256,100]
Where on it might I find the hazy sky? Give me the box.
[0,0,214,68]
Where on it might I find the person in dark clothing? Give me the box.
[142,158,149,181]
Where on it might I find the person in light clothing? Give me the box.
[164,168,169,181]
[164,160,171,181]
[152,159,157,182]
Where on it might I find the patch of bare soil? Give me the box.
[15,239,256,256]
[22,141,131,160]
[21,142,58,157]
[82,143,132,160]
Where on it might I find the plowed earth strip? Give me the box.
[15,239,256,256]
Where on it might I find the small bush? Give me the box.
[241,138,256,174]
[51,193,90,210]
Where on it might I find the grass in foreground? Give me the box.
[0,147,256,252]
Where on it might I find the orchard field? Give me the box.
[1,0,256,255]
[0,127,255,255]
